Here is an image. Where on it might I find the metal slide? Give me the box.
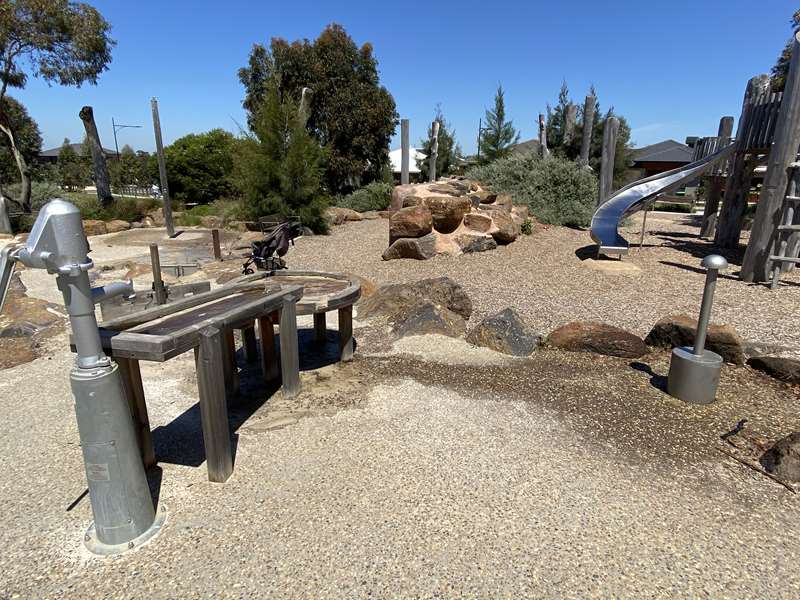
[590,142,737,255]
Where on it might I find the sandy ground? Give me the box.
[1,216,799,597]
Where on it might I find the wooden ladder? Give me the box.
[769,167,800,288]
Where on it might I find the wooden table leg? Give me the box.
[195,328,233,483]
[258,315,279,381]
[222,329,239,397]
[279,300,301,398]
[242,323,258,363]
[313,312,327,343]
[338,305,354,362]
[116,357,156,468]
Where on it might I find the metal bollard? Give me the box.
[667,254,729,404]
[0,200,165,555]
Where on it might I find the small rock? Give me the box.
[326,207,362,225]
[147,208,166,227]
[484,209,518,244]
[141,217,156,228]
[382,233,437,260]
[466,308,541,356]
[760,432,800,482]
[105,220,131,233]
[392,301,466,339]
[455,233,497,253]
[472,190,497,204]
[747,356,800,384]
[463,213,493,233]
[428,182,463,196]
[494,193,513,212]
[389,206,433,244]
[645,315,745,364]
[390,184,416,211]
[547,321,647,358]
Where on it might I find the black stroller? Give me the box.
[241,215,304,274]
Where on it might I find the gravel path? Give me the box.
[286,213,800,348]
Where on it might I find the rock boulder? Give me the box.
[467,308,541,356]
[382,233,437,260]
[358,276,472,321]
[391,301,467,339]
[389,205,432,244]
[422,196,471,234]
[747,356,800,384]
[82,220,107,236]
[547,321,647,358]
[760,432,800,482]
[645,315,745,364]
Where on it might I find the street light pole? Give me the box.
[112,118,143,160]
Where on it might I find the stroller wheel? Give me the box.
[242,267,254,275]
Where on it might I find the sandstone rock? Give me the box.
[494,193,513,212]
[360,211,381,220]
[547,321,647,358]
[389,205,432,244]
[469,181,480,192]
[428,182,462,196]
[378,211,391,219]
[433,231,461,255]
[105,220,131,233]
[82,220,107,236]
[421,196,471,234]
[358,276,472,321]
[512,205,530,220]
[326,206,362,225]
[463,213,493,233]
[390,184,416,211]
[148,208,165,226]
[473,190,497,204]
[455,233,497,254]
[467,308,541,356]
[485,209,518,244]
[402,195,423,208]
[392,301,466,339]
[747,356,800,384]
[382,233,437,260]
[141,217,156,228]
[644,315,745,364]
[760,432,800,482]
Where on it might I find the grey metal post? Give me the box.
[667,255,729,404]
[428,120,440,182]
[151,98,175,237]
[1,199,164,555]
[400,118,410,185]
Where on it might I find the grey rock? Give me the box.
[467,308,541,356]
[392,301,466,339]
[761,432,800,482]
[382,233,437,261]
[358,276,473,321]
[455,233,497,254]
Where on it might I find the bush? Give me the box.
[67,193,159,223]
[335,182,392,212]
[467,154,597,227]
[520,218,532,235]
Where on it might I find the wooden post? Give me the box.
[428,120,440,182]
[700,116,734,238]
[211,228,222,260]
[151,98,175,237]
[313,312,327,343]
[638,206,650,250]
[598,117,619,206]
[476,117,482,161]
[563,103,577,146]
[742,33,800,282]
[715,75,770,249]
[242,324,258,363]
[195,327,233,483]
[579,95,596,165]
[258,315,279,381]
[78,106,114,207]
[116,358,155,468]
[338,305,354,362]
[222,329,239,398]
[400,118,410,185]
[279,300,301,398]
[149,243,167,305]
[538,113,549,158]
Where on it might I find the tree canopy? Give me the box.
[0,96,40,186]
[771,9,800,91]
[417,105,461,179]
[238,23,398,194]
[479,84,519,163]
[164,129,237,205]
[0,0,114,210]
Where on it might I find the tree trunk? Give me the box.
[0,118,32,212]
[563,103,577,146]
[428,120,440,182]
[79,106,114,207]
[538,113,549,158]
[579,95,596,165]
[598,117,619,206]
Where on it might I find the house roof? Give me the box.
[39,143,117,158]
[631,139,693,164]
[389,148,426,173]
[509,138,541,155]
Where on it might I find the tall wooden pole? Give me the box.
[538,113,549,158]
[400,118,410,185]
[715,75,770,249]
[151,98,175,237]
[476,118,482,161]
[742,33,800,282]
[563,103,577,146]
[579,95,596,165]
[428,120,440,182]
[79,106,114,207]
[598,117,619,206]
[699,116,734,238]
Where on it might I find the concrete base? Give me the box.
[85,503,166,556]
[667,346,723,405]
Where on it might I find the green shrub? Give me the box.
[466,154,597,227]
[653,201,692,214]
[520,218,533,235]
[335,182,393,212]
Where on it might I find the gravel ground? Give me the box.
[286,213,800,349]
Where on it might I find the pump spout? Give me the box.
[91,279,135,304]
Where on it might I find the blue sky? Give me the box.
[16,0,798,155]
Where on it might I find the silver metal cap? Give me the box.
[701,254,729,270]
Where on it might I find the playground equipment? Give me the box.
[667,255,729,405]
[0,199,165,555]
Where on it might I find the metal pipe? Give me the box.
[57,270,108,369]
[91,279,134,304]
[693,255,729,355]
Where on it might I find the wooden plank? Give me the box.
[279,300,301,398]
[242,323,258,363]
[116,357,156,468]
[338,305,354,362]
[195,327,233,483]
[313,312,327,343]
[258,315,279,381]
[222,329,239,398]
